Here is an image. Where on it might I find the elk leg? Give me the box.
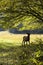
[22,41,24,46]
[29,40,30,45]
[24,41,25,45]
[26,42,27,45]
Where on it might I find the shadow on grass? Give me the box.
[0,39,43,65]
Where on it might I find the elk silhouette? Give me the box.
[22,33,30,45]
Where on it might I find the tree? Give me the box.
[0,0,43,30]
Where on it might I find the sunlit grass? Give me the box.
[0,35,43,65]
[0,31,43,65]
[0,31,43,44]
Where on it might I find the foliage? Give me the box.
[0,0,43,30]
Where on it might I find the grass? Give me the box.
[0,31,43,43]
[0,32,43,65]
[0,39,43,65]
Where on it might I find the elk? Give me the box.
[22,33,30,45]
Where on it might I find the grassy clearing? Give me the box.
[0,32,43,65]
[0,31,43,43]
[0,39,43,65]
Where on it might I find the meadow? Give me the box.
[0,31,43,65]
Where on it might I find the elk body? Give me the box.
[22,34,30,45]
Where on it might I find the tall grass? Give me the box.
[0,39,43,65]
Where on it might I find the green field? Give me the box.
[0,32,43,65]
[0,38,43,65]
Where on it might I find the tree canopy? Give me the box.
[0,0,43,30]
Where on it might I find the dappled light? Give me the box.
[0,0,43,30]
[0,38,43,65]
[0,0,43,65]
